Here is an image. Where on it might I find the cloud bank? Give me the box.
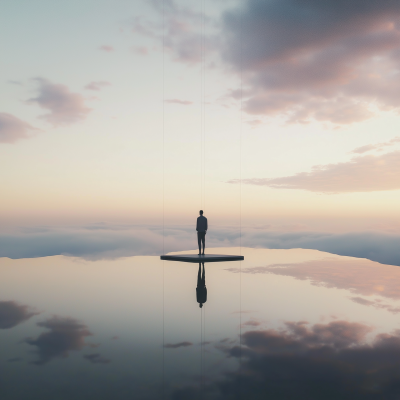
[0,113,37,143]
[221,0,400,123]
[29,79,91,126]
[3,226,400,267]
[231,150,400,193]
[139,0,400,124]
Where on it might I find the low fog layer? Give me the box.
[1,225,400,267]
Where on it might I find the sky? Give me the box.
[2,0,400,257]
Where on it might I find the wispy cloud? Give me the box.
[131,0,217,64]
[99,45,114,52]
[350,297,400,313]
[83,353,111,364]
[84,81,111,91]
[29,79,91,126]
[230,150,400,193]
[0,113,38,143]
[351,136,400,154]
[164,341,192,349]
[165,98,193,105]
[132,46,148,55]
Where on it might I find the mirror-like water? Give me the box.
[1,247,400,399]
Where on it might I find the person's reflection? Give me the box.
[196,263,207,308]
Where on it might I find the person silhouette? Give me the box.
[196,262,207,308]
[196,210,208,255]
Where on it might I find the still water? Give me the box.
[1,247,400,399]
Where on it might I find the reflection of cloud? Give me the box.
[173,320,400,399]
[7,357,22,362]
[229,257,400,300]
[164,341,192,349]
[83,353,111,364]
[242,319,261,327]
[223,321,400,398]
[165,98,193,105]
[28,79,91,126]
[0,301,38,329]
[230,151,400,193]
[26,316,92,365]
[0,113,38,143]
[350,296,400,313]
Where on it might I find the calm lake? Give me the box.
[1,247,400,399]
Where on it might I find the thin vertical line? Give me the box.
[203,0,206,211]
[201,307,203,395]
[162,0,165,398]
[239,4,243,399]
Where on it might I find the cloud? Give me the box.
[0,301,38,329]
[350,296,400,313]
[231,150,400,193]
[5,225,400,268]
[242,319,261,327]
[223,321,400,399]
[7,357,22,362]
[165,98,193,105]
[131,0,217,64]
[220,0,400,124]
[132,46,148,55]
[28,79,91,126]
[0,113,37,143]
[172,319,400,399]
[139,0,400,124]
[26,316,92,365]
[0,225,239,260]
[164,341,193,349]
[99,45,114,52]
[83,353,111,364]
[228,256,400,300]
[84,81,111,91]
[351,136,400,154]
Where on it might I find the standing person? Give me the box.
[196,263,207,308]
[196,210,208,255]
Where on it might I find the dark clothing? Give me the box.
[197,232,205,252]
[196,216,208,232]
[196,263,207,306]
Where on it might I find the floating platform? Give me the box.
[160,254,244,263]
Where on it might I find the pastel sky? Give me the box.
[2,0,400,236]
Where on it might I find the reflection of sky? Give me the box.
[1,247,400,398]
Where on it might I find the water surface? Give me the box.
[1,247,400,399]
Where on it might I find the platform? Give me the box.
[160,254,244,263]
